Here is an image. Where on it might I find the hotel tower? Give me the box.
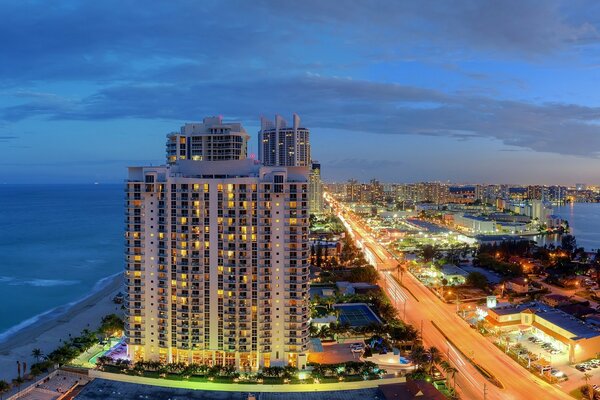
[125,116,310,369]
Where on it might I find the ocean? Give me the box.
[0,184,123,338]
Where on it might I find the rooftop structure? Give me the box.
[166,116,249,164]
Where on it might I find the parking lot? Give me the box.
[504,330,569,367]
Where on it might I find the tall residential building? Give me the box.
[258,114,310,167]
[308,161,324,214]
[345,179,360,202]
[166,116,249,164]
[125,116,310,370]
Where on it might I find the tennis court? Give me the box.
[333,303,382,327]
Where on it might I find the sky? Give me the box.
[2,0,600,184]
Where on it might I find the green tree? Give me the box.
[582,372,594,400]
[409,345,429,371]
[316,244,323,268]
[31,348,43,362]
[98,314,124,339]
[427,346,442,375]
[466,271,489,290]
[0,380,9,400]
[561,235,577,255]
[349,265,378,284]
[420,245,438,262]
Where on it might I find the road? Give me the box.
[330,197,574,400]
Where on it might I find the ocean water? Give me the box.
[0,184,123,337]
[531,202,600,251]
[554,203,600,251]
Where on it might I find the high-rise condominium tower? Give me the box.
[308,161,323,214]
[258,114,310,167]
[125,116,310,370]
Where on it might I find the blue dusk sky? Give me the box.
[2,0,600,184]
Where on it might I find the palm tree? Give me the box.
[396,263,406,285]
[0,380,9,400]
[440,361,458,392]
[31,348,43,362]
[583,372,594,400]
[427,346,442,375]
[409,345,428,371]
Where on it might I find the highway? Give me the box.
[329,197,574,400]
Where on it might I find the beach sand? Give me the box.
[0,273,124,381]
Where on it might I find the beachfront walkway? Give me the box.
[89,370,406,393]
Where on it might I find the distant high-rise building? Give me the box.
[259,114,310,167]
[526,185,547,201]
[309,161,323,214]
[166,116,249,164]
[346,179,360,202]
[125,116,310,370]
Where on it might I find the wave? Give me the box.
[0,271,122,344]
[0,276,80,287]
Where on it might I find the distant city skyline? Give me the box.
[2,1,600,184]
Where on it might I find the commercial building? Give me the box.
[486,302,600,363]
[453,214,496,233]
[125,116,310,370]
[258,114,310,167]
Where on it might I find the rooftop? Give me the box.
[489,302,600,339]
[440,264,468,277]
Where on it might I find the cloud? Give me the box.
[2,0,600,172]
[3,74,600,158]
[0,0,598,87]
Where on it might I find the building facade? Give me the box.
[125,117,310,370]
[258,114,310,167]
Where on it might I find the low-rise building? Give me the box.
[440,264,469,285]
[453,214,496,233]
[542,294,572,308]
[486,302,600,363]
[506,277,529,293]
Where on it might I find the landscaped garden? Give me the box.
[95,358,385,385]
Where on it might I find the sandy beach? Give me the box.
[0,272,124,381]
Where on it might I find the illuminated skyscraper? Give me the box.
[308,161,323,214]
[125,116,310,369]
[258,114,310,167]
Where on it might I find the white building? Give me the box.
[258,114,310,167]
[166,116,249,164]
[125,117,310,370]
[453,214,496,233]
[530,199,553,221]
[309,161,323,214]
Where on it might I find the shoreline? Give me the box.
[0,272,124,381]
